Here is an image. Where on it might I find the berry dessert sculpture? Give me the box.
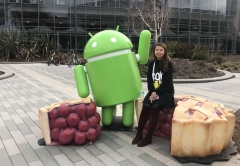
[142,105,175,138]
[39,98,101,145]
[171,95,235,157]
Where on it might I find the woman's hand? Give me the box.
[150,92,159,102]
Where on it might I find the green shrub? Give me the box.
[189,74,198,79]
[174,43,195,59]
[234,66,238,70]
[166,41,178,57]
[222,64,228,68]
[208,64,217,72]
[227,68,231,71]
[195,60,207,67]
[208,55,224,64]
[192,43,210,60]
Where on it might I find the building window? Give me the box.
[56,0,65,5]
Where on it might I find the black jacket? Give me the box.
[143,60,175,108]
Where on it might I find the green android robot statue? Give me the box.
[74,26,151,128]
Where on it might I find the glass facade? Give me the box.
[0,0,239,53]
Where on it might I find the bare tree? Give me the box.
[127,0,172,43]
[232,6,240,38]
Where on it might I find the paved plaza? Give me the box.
[0,63,240,166]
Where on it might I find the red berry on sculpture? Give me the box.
[58,103,70,117]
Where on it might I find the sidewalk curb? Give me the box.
[141,70,235,83]
[0,61,47,64]
[0,71,15,80]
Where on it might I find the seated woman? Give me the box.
[132,42,175,147]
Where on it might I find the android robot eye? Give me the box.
[111,38,117,42]
[92,42,97,48]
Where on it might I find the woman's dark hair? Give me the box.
[151,42,170,72]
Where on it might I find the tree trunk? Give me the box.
[7,52,9,62]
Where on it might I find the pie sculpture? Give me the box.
[39,98,101,145]
[171,95,236,157]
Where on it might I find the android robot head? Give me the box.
[84,26,133,61]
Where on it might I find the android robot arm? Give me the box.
[136,30,151,64]
[74,65,90,98]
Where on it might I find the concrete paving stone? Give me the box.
[53,153,75,166]
[39,97,52,103]
[34,100,48,106]
[58,146,82,163]
[45,146,62,156]
[7,97,16,103]
[10,130,28,145]
[0,112,12,120]
[2,138,21,156]
[5,120,18,131]
[0,126,12,139]
[19,105,33,113]
[22,102,36,108]
[0,148,13,166]
[17,123,33,135]
[0,96,5,101]
[154,138,171,151]
[29,99,38,104]
[10,154,28,166]
[10,96,20,100]
[117,148,151,166]
[5,107,17,115]
[0,105,7,113]
[25,134,43,150]
[113,131,171,164]
[35,148,59,166]
[28,160,44,166]
[3,94,11,100]
[21,117,37,127]
[118,159,137,166]
[15,109,28,118]
[96,153,121,166]
[94,142,126,162]
[155,147,178,162]
[195,164,212,166]
[75,147,105,166]
[30,126,42,139]
[145,140,162,151]
[85,144,104,156]
[0,90,8,94]
[26,112,39,121]
[113,137,145,156]
[10,103,21,110]
[98,134,122,151]
[10,114,24,124]
[31,95,41,101]
[15,100,25,106]
[0,117,6,127]
[180,163,200,166]
[19,97,28,102]
[164,160,182,166]
[0,138,4,149]
[138,153,167,166]
[74,160,90,166]
[70,145,82,150]
[34,120,40,127]
[18,143,40,163]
